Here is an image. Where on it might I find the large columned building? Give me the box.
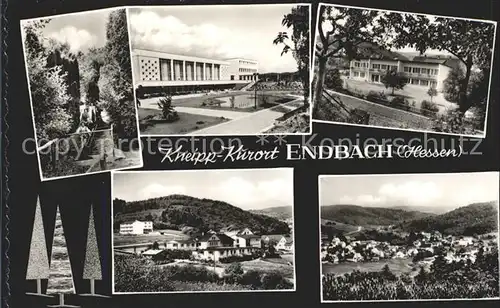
[132,49,259,95]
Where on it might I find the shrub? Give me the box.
[366,91,387,102]
[239,270,263,287]
[157,96,180,122]
[260,271,293,290]
[421,100,440,117]
[391,96,410,111]
[219,254,256,264]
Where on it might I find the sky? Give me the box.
[128,5,308,73]
[21,8,118,53]
[113,168,294,210]
[320,172,499,211]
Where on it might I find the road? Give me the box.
[189,100,299,135]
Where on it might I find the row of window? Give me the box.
[403,67,439,75]
[239,68,257,73]
[352,61,440,76]
[405,78,438,87]
[239,60,256,65]
[352,71,366,78]
[372,64,398,71]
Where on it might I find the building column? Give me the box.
[203,63,206,81]
[194,61,197,81]
[183,61,186,81]
[211,63,214,81]
[170,59,174,81]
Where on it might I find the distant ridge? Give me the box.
[396,201,498,235]
[249,206,293,220]
[320,204,433,227]
[113,194,290,235]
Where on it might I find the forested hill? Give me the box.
[249,206,293,220]
[113,195,290,235]
[396,201,499,235]
[320,204,433,227]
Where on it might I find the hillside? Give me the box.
[397,201,498,236]
[113,195,290,235]
[320,204,433,227]
[249,206,293,221]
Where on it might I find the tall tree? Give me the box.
[100,8,137,140]
[273,5,310,106]
[381,69,408,95]
[22,20,73,140]
[47,206,76,306]
[82,204,103,296]
[384,14,495,112]
[26,196,50,296]
[313,6,387,108]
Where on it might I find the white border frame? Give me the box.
[111,167,297,295]
[318,171,500,303]
[19,7,144,182]
[126,3,313,137]
[312,2,498,139]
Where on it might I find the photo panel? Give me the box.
[318,172,500,302]
[312,3,497,138]
[111,168,296,293]
[20,7,143,181]
[128,4,312,136]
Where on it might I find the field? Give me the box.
[138,108,229,135]
[322,258,415,277]
[114,230,189,246]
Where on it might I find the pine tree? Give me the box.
[82,204,103,296]
[25,196,50,296]
[47,206,77,307]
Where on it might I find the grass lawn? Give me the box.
[237,259,295,279]
[343,78,457,114]
[114,231,190,246]
[322,258,415,277]
[321,93,434,131]
[139,108,229,135]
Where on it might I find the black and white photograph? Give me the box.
[312,4,497,137]
[20,8,142,181]
[129,4,311,136]
[319,172,500,302]
[112,168,295,293]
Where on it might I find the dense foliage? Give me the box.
[23,20,73,141]
[381,69,408,95]
[274,5,310,106]
[322,250,499,300]
[114,255,293,292]
[99,9,137,141]
[321,204,433,227]
[113,195,290,234]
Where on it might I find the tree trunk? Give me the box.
[459,56,474,113]
[313,56,328,109]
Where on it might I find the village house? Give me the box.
[119,220,153,235]
[198,233,235,249]
[166,239,199,250]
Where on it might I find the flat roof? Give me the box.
[133,49,230,65]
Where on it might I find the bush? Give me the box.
[260,271,293,290]
[421,100,440,117]
[366,91,387,102]
[219,254,257,264]
[157,96,180,122]
[391,96,410,111]
[239,270,263,287]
